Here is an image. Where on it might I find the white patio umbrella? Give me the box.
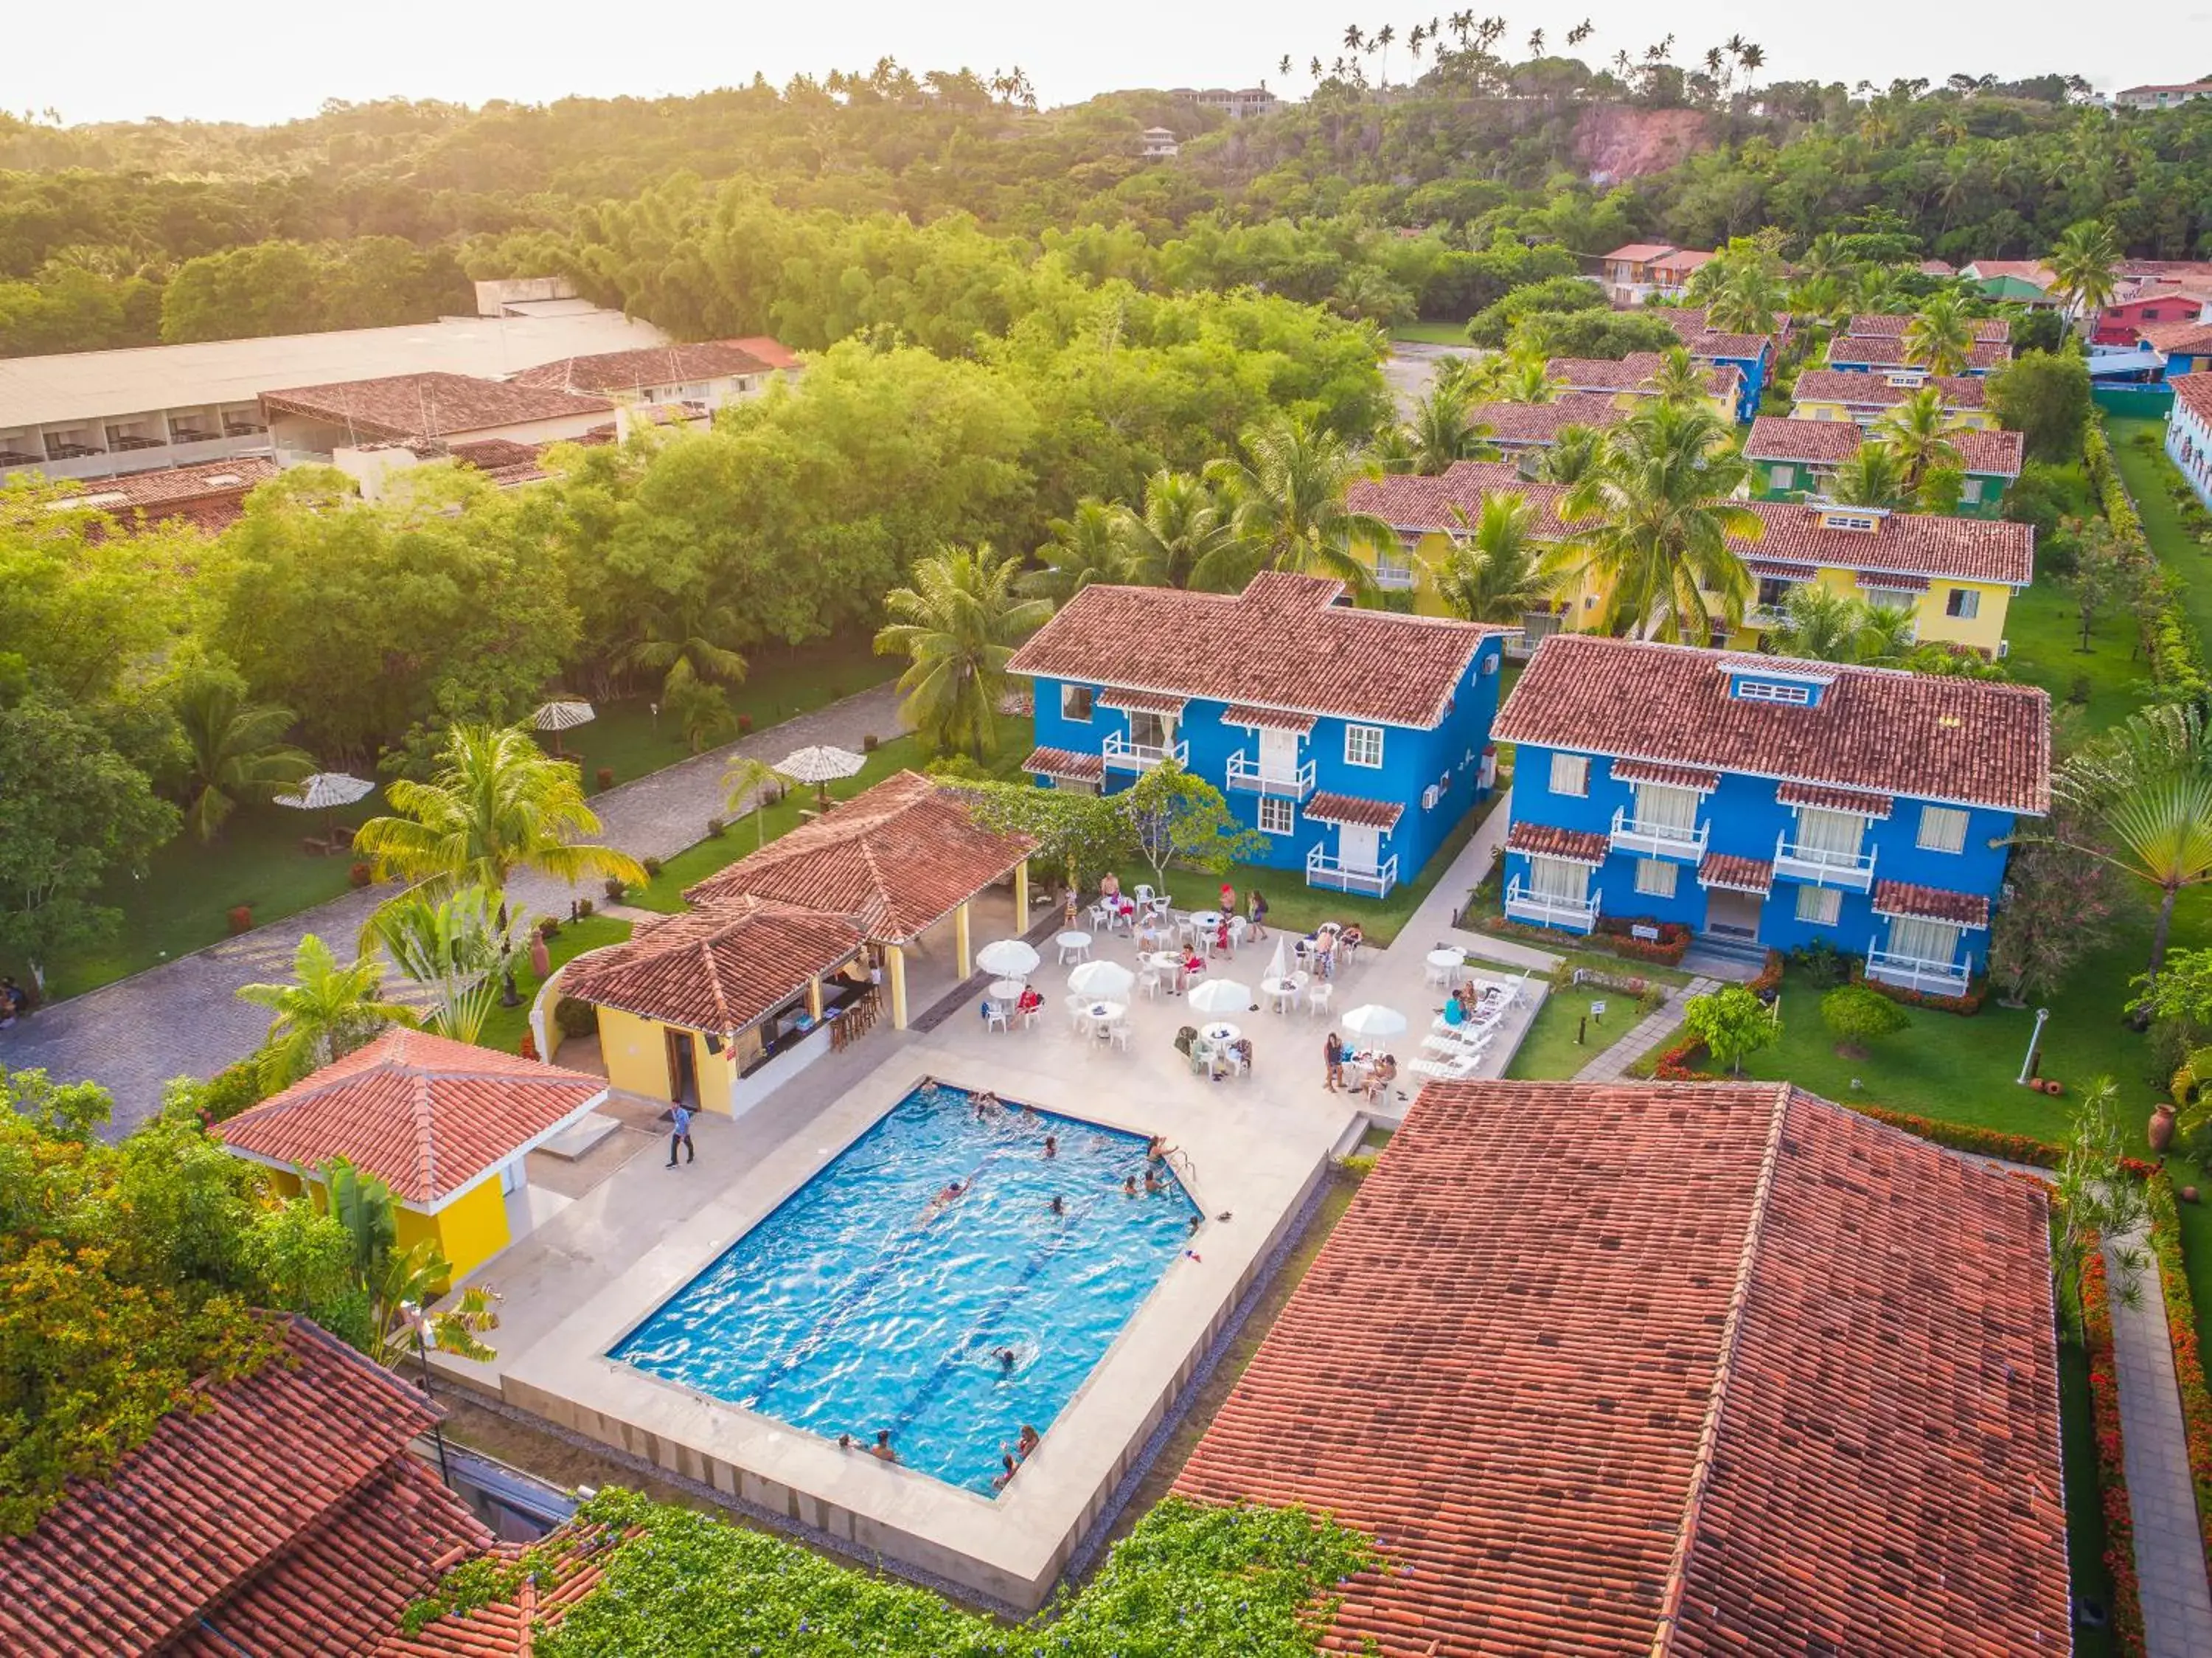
[776,743,866,808]
[1187,978,1253,1016]
[1068,959,1135,999]
[1340,1004,1408,1041]
[532,698,596,757]
[976,938,1041,979]
[1265,936,1290,981]
[274,771,377,853]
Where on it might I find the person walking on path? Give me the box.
[1323,1030,1344,1092]
[667,1102,695,1167]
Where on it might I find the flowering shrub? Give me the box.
[1593,916,1692,965]
[226,904,253,934]
[1848,960,1986,1015]
[1844,1102,2063,1168]
[2083,1246,2149,1657]
[1653,1036,1711,1081]
[2147,1171,2212,1568]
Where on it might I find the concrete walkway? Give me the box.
[1572,977,1718,1083]
[0,684,904,1137]
[2104,1225,2212,1656]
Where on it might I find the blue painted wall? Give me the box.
[1504,740,2018,969]
[1700,347,1769,420]
[1027,634,1505,885]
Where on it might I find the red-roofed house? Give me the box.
[1544,352,1743,420]
[1596,243,1714,306]
[1743,413,2023,516]
[1490,633,2048,983]
[1173,1078,2068,1657]
[49,454,281,534]
[0,1317,493,1657]
[215,1027,609,1278]
[1789,367,1992,428]
[1826,312,2014,377]
[507,337,799,433]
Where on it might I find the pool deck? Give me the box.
[428,905,1537,1608]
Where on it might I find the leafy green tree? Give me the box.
[1125,761,1267,893]
[1902,293,1976,377]
[1513,307,1683,361]
[1988,350,2093,462]
[874,544,1050,760]
[959,780,1138,895]
[171,665,312,843]
[1988,812,2115,1007]
[1554,399,1759,640]
[1680,984,1778,1075]
[1818,985,1908,1055]
[353,722,645,900]
[236,934,419,1090]
[1199,413,1391,591]
[1463,274,1609,347]
[1423,494,1554,623]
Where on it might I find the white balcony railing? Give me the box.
[1226,750,1316,799]
[1503,877,1599,933]
[1865,947,1969,996]
[1307,846,1399,898]
[1609,808,1708,861]
[1371,559,1418,592]
[1101,733,1187,772]
[1774,833,1877,891]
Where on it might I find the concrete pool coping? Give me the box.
[431,1005,1354,1608]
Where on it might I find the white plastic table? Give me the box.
[1425,947,1465,987]
[1201,1021,1241,1045]
[1055,930,1093,964]
[989,978,1027,1000]
[1260,975,1304,1013]
[1080,1000,1127,1031]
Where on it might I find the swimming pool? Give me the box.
[611,1080,1198,1494]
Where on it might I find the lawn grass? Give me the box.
[2109,416,2212,641]
[1388,320,1472,346]
[475,913,634,1057]
[1504,983,1622,1080]
[2003,569,2154,738]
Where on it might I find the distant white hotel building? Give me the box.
[1172,86,1278,119]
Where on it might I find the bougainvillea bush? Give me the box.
[2082,1248,2148,1657]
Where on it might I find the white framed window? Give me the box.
[1548,752,1589,797]
[1768,463,1794,489]
[1960,477,1984,504]
[1344,724,1385,769]
[1734,679,1812,706]
[1256,797,1295,836]
[1529,856,1590,902]
[1888,915,1960,965]
[1864,587,1916,614]
[1127,710,1171,749]
[1796,808,1867,862]
[1818,511,1879,532]
[1060,684,1094,721]
[1634,858,1678,898]
[1916,805,1969,853]
[1945,588,1980,620]
[1795,885,1842,926]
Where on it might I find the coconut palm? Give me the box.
[1021,501,1134,605]
[1902,293,1976,378]
[2044,702,2212,981]
[1423,494,1555,623]
[237,934,418,1090]
[621,593,748,700]
[353,723,646,900]
[720,754,788,848]
[368,885,504,1045]
[380,1245,501,1367]
[173,670,313,844]
[1197,412,1392,592]
[1554,400,1761,640]
[1494,356,1561,404]
[1874,386,1965,493]
[1646,344,1708,406]
[1831,442,1910,509]
[1768,586,1913,665]
[1534,423,1606,485]
[1116,470,1234,589]
[2047,219,2121,324]
[1704,263,1783,333]
[874,543,1051,760]
[1403,380,1497,475]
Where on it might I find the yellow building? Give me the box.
[1545,353,1744,423]
[1788,370,1995,431]
[212,1027,608,1280]
[561,895,874,1118]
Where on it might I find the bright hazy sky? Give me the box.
[7,2,2201,128]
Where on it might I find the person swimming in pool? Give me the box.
[1144,1167,1164,1195]
[993,1346,1018,1373]
[1043,1134,1058,1159]
[992,1453,1018,1491]
[871,1430,898,1463]
[1016,1424,1041,1458]
[922,1179,964,1221]
[1048,1194,1065,1215]
[1122,1174,1139,1197]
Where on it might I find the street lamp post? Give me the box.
[400,1300,454,1490]
[2018,1007,2052,1086]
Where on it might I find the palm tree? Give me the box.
[1704,261,1783,333]
[1902,293,1975,378]
[1116,470,1234,589]
[2044,702,2212,981]
[1534,423,1606,485]
[1831,442,1910,509]
[1495,357,1561,404]
[1404,379,1496,475]
[1423,495,1555,623]
[1197,412,1394,592]
[173,671,313,843]
[320,1156,500,1364]
[237,934,418,1090]
[353,724,646,900]
[874,543,1051,760]
[621,593,748,701]
[1874,386,1965,493]
[1770,587,1886,663]
[369,885,504,1045]
[661,676,737,755]
[1021,501,1133,605]
[2048,219,2121,324]
[1647,345,1707,406]
[1554,400,1761,640]
[720,754,788,848]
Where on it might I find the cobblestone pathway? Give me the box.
[1571,978,1718,1083]
[0,685,904,1137]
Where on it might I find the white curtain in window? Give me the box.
[1635,783,1698,833]
[1529,857,1589,902]
[1888,917,1959,965]
[1795,808,1865,859]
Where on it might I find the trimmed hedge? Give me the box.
[2147,1170,2212,1575]
[2084,1246,2150,1657]
[1846,957,1985,1015]
[2087,412,2211,704]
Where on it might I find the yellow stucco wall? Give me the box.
[1722,567,2012,656]
[426,1176,512,1280]
[591,1003,735,1114]
[1790,397,1993,431]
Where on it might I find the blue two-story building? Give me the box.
[1491,634,2051,993]
[1006,572,1506,899]
[1649,308,1782,420]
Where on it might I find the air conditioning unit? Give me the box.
[1481,653,1500,675]
[1422,785,1440,810]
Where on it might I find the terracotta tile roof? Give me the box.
[1741,499,2032,584]
[54,455,279,534]
[2143,317,2212,355]
[1494,635,2051,814]
[1644,308,1776,360]
[1613,758,1720,791]
[1006,572,1498,729]
[1846,313,2012,344]
[214,1027,605,1207]
[1792,370,1988,410]
[1221,704,1318,733]
[0,1319,490,1656]
[260,373,613,442]
[2174,372,2212,423]
[1919,259,1956,276]
[375,1523,631,1657]
[1648,249,1714,278]
[1856,570,1930,593]
[1096,687,1188,714]
[1746,556,1818,580]
[507,339,776,395]
[1775,779,1896,817]
[1349,463,1576,538]
[1304,792,1405,830]
[1826,339,2014,371]
[1604,243,1680,263]
[727,335,801,372]
[1873,879,1992,928]
[1742,416,2023,478]
[1464,394,1626,444]
[1505,821,1610,864]
[1171,1080,2068,1658]
[683,770,1036,942]
[1697,850,1773,894]
[1022,745,1106,782]
[563,895,863,1035]
[1545,353,1740,398]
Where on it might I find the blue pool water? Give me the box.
[611,1081,1198,1494]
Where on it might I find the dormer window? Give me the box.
[1883,370,1928,388]
[1733,679,1812,706]
[1817,509,1883,533]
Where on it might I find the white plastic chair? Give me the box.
[1108,1021,1132,1052]
[1306,981,1333,1019]
[1020,1003,1042,1030]
[1065,995,1090,1032]
[1133,884,1155,907]
[984,1002,1010,1033]
[1409,1052,1481,1081]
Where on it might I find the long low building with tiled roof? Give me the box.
[1742,413,2023,516]
[1643,307,1788,417]
[1489,633,2047,988]
[1790,367,1992,426]
[1463,392,1627,452]
[1011,571,1508,901]
[260,370,615,454]
[1544,351,1744,420]
[1173,1078,2067,1657]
